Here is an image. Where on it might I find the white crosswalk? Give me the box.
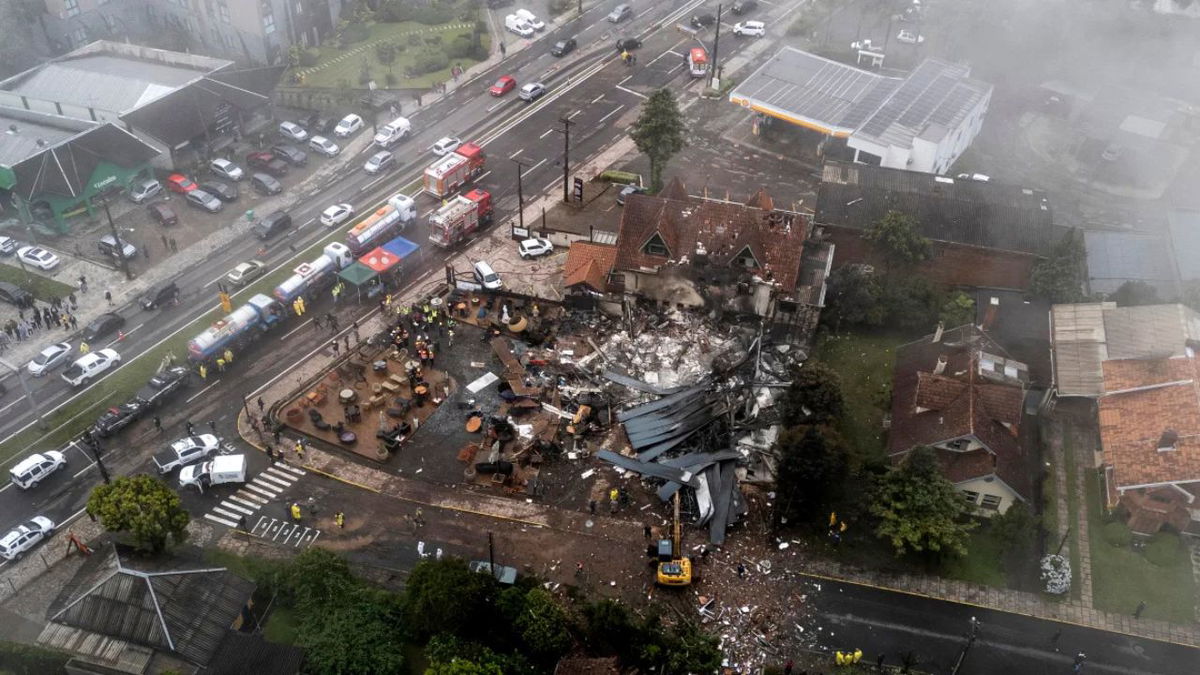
[203,462,306,528]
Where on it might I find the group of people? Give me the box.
[1,293,82,347]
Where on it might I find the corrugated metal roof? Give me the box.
[1083,231,1179,297]
[854,59,992,149]
[1051,303,1111,397]
[1104,304,1200,359]
[5,54,205,114]
[1168,208,1200,281]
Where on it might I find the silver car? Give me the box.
[608,4,632,22]
[185,189,223,213]
[209,158,244,181]
[364,151,394,174]
[27,342,72,376]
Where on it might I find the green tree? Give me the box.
[660,621,722,675]
[865,211,930,270]
[938,291,975,328]
[297,586,405,674]
[1030,229,1086,303]
[990,500,1038,559]
[376,41,397,66]
[513,588,571,662]
[821,266,884,331]
[781,360,845,425]
[425,635,534,675]
[283,547,357,611]
[774,426,848,524]
[871,446,977,557]
[630,88,687,192]
[878,276,942,331]
[403,559,499,641]
[86,475,188,553]
[1109,279,1159,307]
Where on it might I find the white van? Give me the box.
[179,454,247,493]
[473,260,503,290]
[10,451,66,489]
[373,116,412,149]
[505,14,535,37]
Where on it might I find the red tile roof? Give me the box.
[1098,355,1200,501]
[888,326,1032,498]
[613,181,811,295]
[563,242,617,292]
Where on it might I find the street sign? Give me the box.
[573,177,584,202]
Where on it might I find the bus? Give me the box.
[687,47,709,78]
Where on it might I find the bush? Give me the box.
[549,0,572,16]
[412,5,455,25]
[1101,520,1132,548]
[342,22,370,44]
[377,0,410,22]
[444,35,475,60]
[0,641,71,674]
[411,51,449,75]
[1144,532,1183,567]
[300,48,321,67]
[385,72,398,86]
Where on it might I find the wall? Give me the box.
[824,223,1038,290]
[956,475,1019,516]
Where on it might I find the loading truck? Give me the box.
[273,242,353,305]
[428,190,493,248]
[423,143,486,198]
[179,454,247,493]
[345,193,416,255]
[187,294,285,362]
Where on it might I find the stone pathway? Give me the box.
[1067,417,1096,608]
[294,23,474,78]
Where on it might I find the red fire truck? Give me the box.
[423,143,486,198]
[428,190,493,247]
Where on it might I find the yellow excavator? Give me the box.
[655,492,693,586]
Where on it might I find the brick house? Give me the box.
[888,324,1035,514]
[815,161,1074,290]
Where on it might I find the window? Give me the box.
[219,1,231,23]
[263,10,276,34]
[945,438,970,451]
[961,490,980,505]
[642,233,669,257]
[980,494,1002,510]
[733,245,759,269]
[64,0,80,17]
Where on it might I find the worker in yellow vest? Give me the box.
[290,502,302,522]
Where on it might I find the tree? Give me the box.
[1109,279,1159,307]
[821,266,884,330]
[512,588,572,662]
[425,635,534,675]
[1030,229,1086,303]
[870,446,977,557]
[938,291,975,328]
[774,426,848,524]
[297,587,406,674]
[402,558,499,641]
[0,1,43,79]
[629,89,686,192]
[865,211,930,270]
[878,276,942,331]
[990,500,1038,566]
[660,621,722,675]
[283,547,357,612]
[781,360,845,425]
[86,475,188,553]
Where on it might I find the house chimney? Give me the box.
[933,321,945,343]
[934,355,947,375]
[982,296,999,330]
[1157,429,1179,452]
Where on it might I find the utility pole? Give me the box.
[0,357,46,429]
[82,434,112,484]
[488,531,497,580]
[100,199,133,281]
[709,4,723,90]
[949,616,979,675]
[557,116,574,203]
[367,80,378,133]
[511,157,528,232]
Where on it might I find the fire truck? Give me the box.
[687,47,709,78]
[423,143,486,198]
[428,190,493,248]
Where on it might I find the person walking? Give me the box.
[104,290,112,306]
[216,356,226,372]
[352,320,359,343]
[78,275,88,293]
[334,511,345,529]
[295,440,305,460]
[1050,629,1062,652]
[223,348,233,365]
[169,237,178,253]
[153,416,162,433]
[290,502,302,522]
[79,341,90,354]
[1134,601,1146,619]
[588,499,596,515]
[329,313,339,331]
[185,420,195,435]
[644,524,652,539]
[198,363,208,380]
[737,562,746,579]
[208,420,217,435]
[783,659,794,675]
[161,233,169,250]
[273,429,282,445]
[69,314,78,330]
[257,397,265,413]
[331,338,339,354]
[414,508,424,527]
[68,292,77,309]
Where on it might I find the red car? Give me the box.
[489,75,516,97]
[165,173,197,193]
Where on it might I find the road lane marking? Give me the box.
[487,101,505,112]
[591,94,604,104]
[202,270,228,288]
[616,85,648,99]
[72,462,97,478]
[539,128,555,139]
[0,399,21,416]
[509,148,525,158]
[231,495,263,508]
[186,381,221,403]
[568,110,582,119]
[618,75,632,86]
[598,104,627,125]
[474,170,492,182]
[280,319,315,340]
[521,159,546,176]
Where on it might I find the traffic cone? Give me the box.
[117,330,126,341]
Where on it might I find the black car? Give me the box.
[616,37,642,51]
[91,400,145,437]
[690,13,716,28]
[301,112,337,135]
[139,280,180,310]
[134,366,190,408]
[82,312,126,342]
[199,180,238,202]
[269,144,308,167]
[731,0,757,14]
[0,281,34,308]
[251,173,283,196]
[551,38,577,57]
[252,210,292,240]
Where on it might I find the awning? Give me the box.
[382,235,419,259]
[338,261,378,286]
[359,246,402,273]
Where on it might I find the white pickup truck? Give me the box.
[153,434,220,475]
[180,454,246,493]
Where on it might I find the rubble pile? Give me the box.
[589,315,746,390]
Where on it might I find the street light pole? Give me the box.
[100,199,133,281]
[558,116,573,203]
[0,357,46,430]
[511,157,528,233]
[709,4,723,90]
[82,434,112,484]
[949,616,979,675]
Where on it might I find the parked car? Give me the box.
[733,20,765,36]
[27,342,72,376]
[134,366,191,409]
[245,152,289,177]
[250,173,283,196]
[518,82,546,102]
[17,246,59,271]
[309,135,340,157]
[896,29,924,44]
[551,38,577,57]
[0,516,55,560]
[473,261,503,290]
[97,234,138,260]
[139,280,180,310]
[148,202,179,227]
[185,189,223,213]
[127,179,163,203]
[83,312,126,342]
[153,434,220,475]
[165,173,198,194]
[505,14,535,37]
[301,112,337,135]
[617,183,647,204]
[608,4,632,22]
[199,180,238,202]
[731,0,757,14]
[9,452,66,489]
[320,203,355,228]
[278,121,309,142]
[364,151,395,175]
[514,8,545,30]
[518,237,553,259]
[0,281,33,308]
[62,349,120,387]
[252,210,292,240]
[0,236,17,255]
[91,400,146,438]
[691,13,716,28]
[490,76,517,97]
[269,144,308,167]
[615,37,642,51]
[334,114,364,138]
[225,260,267,287]
[209,158,244,181]
[432,137,462,156]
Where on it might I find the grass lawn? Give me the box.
[812,330,909,464]
[940,528,1008,587]
[297,21,488,90]
[0,263,76,301]
[1085,470,1196,623]
[1062,431,1083,600]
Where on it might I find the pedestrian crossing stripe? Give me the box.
[256,473,292,489]
[230,495,263,508]
[205,513,239,527]
[272,464,306,478]
[212,506,245,520]
[244,483,279,498]
[201,463,306,530]
[218,501,256,515]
